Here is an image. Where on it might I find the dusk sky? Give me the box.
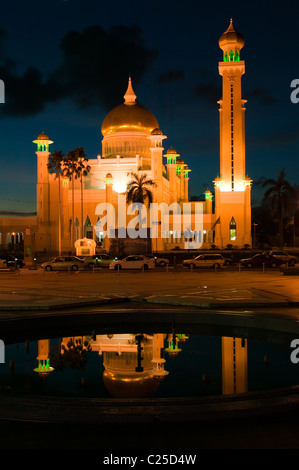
[0,0,298,213]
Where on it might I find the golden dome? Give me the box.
[101,77,159,136]
[219,18,245,50]
[103,370,160,398]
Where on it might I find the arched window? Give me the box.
[224,51,228,62]
[235,49,240,61]
[84,215,93,239]
[74,217,80,240]
[229,217,237,240]
[229,50,234,62]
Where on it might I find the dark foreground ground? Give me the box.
[1,409,299,450]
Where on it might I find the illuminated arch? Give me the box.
[229,217,237,240]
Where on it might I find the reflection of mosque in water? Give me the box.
[33,334,248,398]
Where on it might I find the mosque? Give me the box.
[0,20,252,260]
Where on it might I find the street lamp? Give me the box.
[253,223,258,248]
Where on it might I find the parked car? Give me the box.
[109,255,155,270]
[263,250,297,266]
[0,255,25,268]
[0,259,8,269]
[183,253,227,269]
[240,253,285,268]
[41,256,85,271]
[84,254,116,268]
[144,255,170,267]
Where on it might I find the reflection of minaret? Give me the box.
[151,333,169,381]
[222,337,248,395]
[33,339,54,379]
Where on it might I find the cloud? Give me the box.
[0,24,158,117]
[246,88,277,106]
[247,127,299,148]
[0,65,67,117]
[157,69,184,84]
[54,24,158,111]
[194,82,221,107]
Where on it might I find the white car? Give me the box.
[41,256,85,271]
[144,255,170,267]
[183,253,226,269]
[109,255,155,270]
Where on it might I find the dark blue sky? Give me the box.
[0,0,299,213]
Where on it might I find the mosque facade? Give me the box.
[0,20,252,259]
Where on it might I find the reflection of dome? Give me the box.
[103,370,159,398]
[101,77,159,136]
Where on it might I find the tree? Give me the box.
[126,172,155,207]
[62,149,84,251]
[262,169,295,249]
[48,150,65,255]
[126,172,156,249]
[74,147,91,238]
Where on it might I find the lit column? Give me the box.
[104,173,114,252]
[165,148,179,204]
[33,132,53,252]
[148,128,166,205]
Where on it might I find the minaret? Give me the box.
[148,128,166,205]
[214,20,252,248]
[104,173,114,252]
[165,147,179,204]
[33,132,53,252]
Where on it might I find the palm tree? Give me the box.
[262,169,295,249]
[126,172,156,243]
[62,149,83,252]
[73,147,91,238]
[48,150,65,255]
[126,172,155,207]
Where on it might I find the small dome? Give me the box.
[151,128,163,135]
[219,19,245,50]
[106,173,112,178]
[166,147,177,154]
[37,132,50,140]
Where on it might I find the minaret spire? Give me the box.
[124,76,137,105]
